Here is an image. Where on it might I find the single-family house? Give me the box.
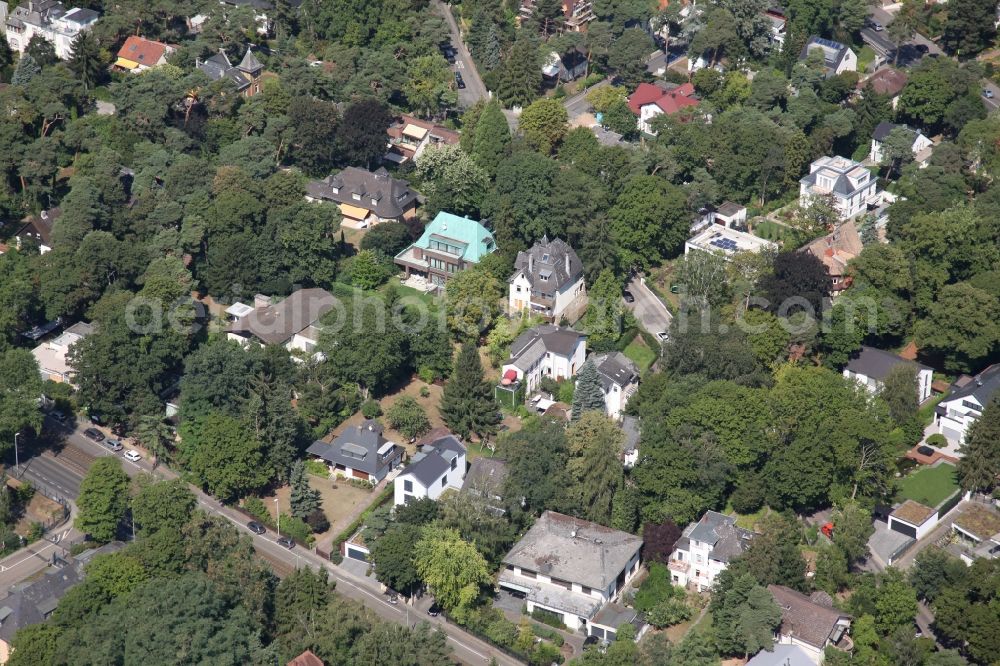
[306,420,403,483]
[768,585,853,663]
[870,121,933,166]
[888,500,938,541]
[542,49,588,82]
[500,324,586,395]
[385,114,460,164]
[518,0,595,32]
[498,511,643,634]
[31,322,93,385]
[668,511,754,592]
[765,10,787,47]
[799,156,880,220]
[685,225,776,260]
[226,288,335,353]
[393,430,467,506]
[627,81,699,135]
[857,67,908,110]
[196,46,264,97]
[13,207,59,254]
[948,503,1000,565]
[114,35,174,73]
[394,212,496,289]
[935,364,1000,444]
[804,220,863,295]
[843,346,933,403]
[508,236,587,322]
[799,36,856,77]
[589,351,639,420]
[462,457,509,514]
[4,1,98,59]
[287,650,325,666]
[305,167,418,229]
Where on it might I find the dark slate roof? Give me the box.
[238,47,263,74]
[15,207,60,246]
[621,415,640,455]
[509,325,584,369]
[464,457,508,492]
[307,420,401,476]
[305,167,417,219]
[197,47,259,91]
[947,364,1000,406]
[0,566,80,643]
[591,351,639,391]
[511,236,583,291]
[401,434,465,486]
[685,511,754,563]
[872,121,903,142]
[799,36,850,71]
[198,51,233,80]
[769,584,851,650]
[844,346,928,381]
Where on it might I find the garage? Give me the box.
[345,546,368,562]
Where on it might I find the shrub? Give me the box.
[531,623,565,646]
[927,434,948,448]
[243,497,272,525]
[386,396,431,439]
[529,641,563,665]
[557,380,574,404]
[305,509,330,533]
[330,551,344,564]
[304,459,329,477]
[361,400,382,419]
[486,617,519,647]
[418,366,436,384]
[26,522,45,542]
[278,513,313,545]
[646,597,693,628]
[633,562,682,612]
[538,376,559,397]
[530,607,566,630]
[419,385,431,398]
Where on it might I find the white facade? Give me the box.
[393,449,467,506]
[5,2,99,60]
[870,131,933,164]
[30,322,92,385]
[502,338,586,394]
[843,363,933,403]
[668,511,753,592]
[508,271,586,322]
[799,156,880,221]
[602,379,636,421]
[668,535,731,592]
[937,394,987,444]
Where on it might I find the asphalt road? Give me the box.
[433,0,488,109]
[981,80,1000,112]
[17,418,524,666]
[563,78,610,121]
[625,275,672,337]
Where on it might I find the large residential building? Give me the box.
[501,324,586,395]
[799,36,856,77]
[935,365,1000,444]
[393,430,467,506]
[843,346,933,403]
[385,115,460,164]
[627,82,699,135]
[499,511,643,634]
[508,236,587,322]
[394,212,497,289]
[306,420,403,483]
[114,35,174,73]
[305,167,418,229]
[31,322,93,385]
[4,1,98,60]
[799,156,880,221]
[196,46,264,97]
[226,288,335,353]
[768,585,853,664]
[669,511,754,592]
[590,351,639,421]
[870,121,933,166]
[804,220,863,295]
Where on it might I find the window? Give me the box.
[450,457,457,471]
[352,193,361,201]
[695,569,701,578]
[404,494,414,504]
[403,480,413,492]
[581,585,592,595]
[551,578,571,590]
[521,569,536,579]
[441,474,448,486]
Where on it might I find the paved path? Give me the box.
[562,78,610,121]
[433,0,488,109]
[626,275,672,337]
[18,418,523,666]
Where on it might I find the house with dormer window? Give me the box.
[306,420,402,483]
[394,212,496,289]
[305,167,418,229]
[393,430,467,505]
[799,156,880,220]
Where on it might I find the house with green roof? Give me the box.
[394,212,497,288]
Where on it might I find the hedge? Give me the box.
[331,484,395,555]
[530,623,565,647]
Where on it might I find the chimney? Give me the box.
[529,253,534,274]
[565,252,570,275]
[254,294,272,310]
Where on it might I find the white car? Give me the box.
[124,450,142,462]
[656,331,670,342]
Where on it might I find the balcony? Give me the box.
[667,559,689,574]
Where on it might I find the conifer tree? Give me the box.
[571,358,606,420]
[289,460,320,519]
[439,342,500,440]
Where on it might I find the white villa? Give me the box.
[799,156,880,221]
[393,431,466,506]
[4,0,99,60]
[668,511,754,592]
[501,325,586,394]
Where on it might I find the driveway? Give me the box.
[625,275,672,337]
[433,0,488,108]
[563,78,609,122]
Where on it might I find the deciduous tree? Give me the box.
[414,526,492,613]
[76,457,129,543]
[519,98,568,155]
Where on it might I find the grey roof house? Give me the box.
[508,236,586,322]
[498,511,643,634]
[462,457,509,513]
[799,36,857,77]
[936,364,1000,444]
[226,288,335,352]
[843,346,933,403]
[768,585,852,660]
[196,46,263,96]
[306,420,402,483]
[590,351,640,420]
[305,167,418,228]
[669,510,755,591]
[393,430,466,505]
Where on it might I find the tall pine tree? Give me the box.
[68,31,103,91]
[471,102,511,176]
[289,460,321,519]
[571,358,606,420]
[958,395,1000,494]
[439,342,500,440]
[497,33,541,108]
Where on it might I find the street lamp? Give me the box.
[14,432,20,474]
[274,497,280,537]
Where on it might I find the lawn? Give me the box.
[722,501,771,531]
[895,463,959,508]
[624,337,657,371]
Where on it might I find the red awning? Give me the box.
[501,369,517,385]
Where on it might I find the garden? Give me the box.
[895,462,960,508]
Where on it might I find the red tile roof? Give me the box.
[287,650,324,666]
[117,35,170,66]
[627,82,699,115]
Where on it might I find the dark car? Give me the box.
[82,428,105,443]
[440,45,456,63]
[427,603,442,617]
[583,636,601,649]
[104,439,123,452]
[247,521,266,535]
[88,412,105,426]
[622,290,635,303]
[454,72,465,89]
[277,536,295,549]
[388,593,399,605]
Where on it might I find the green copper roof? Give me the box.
[409,212,496,264]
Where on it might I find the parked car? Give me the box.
[454,72,465,89]
[277,536,295,549]
[388,593,399,605]
[867,19,883,31]
[622,290,635,303]
[124,450,141,462]
[440,45,456,63]
[427,602,442,617]
[247,521,266,535]
[82,428,105,442]
[656,331,670,342]
[984,88,995,99]
[104,439,123,452]
[88,412,105,426]
[583,636,600,649]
